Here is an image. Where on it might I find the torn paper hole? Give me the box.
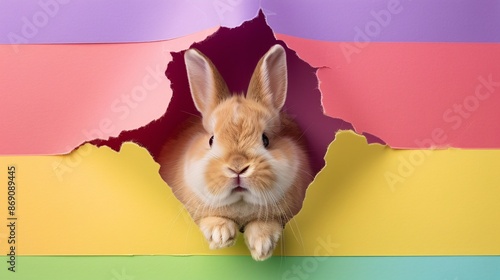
[89,12,385,228]
[93,12,381,173]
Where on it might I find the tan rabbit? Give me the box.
[158,44,312,261]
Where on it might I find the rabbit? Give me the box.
[158,44,312,261]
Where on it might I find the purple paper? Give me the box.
[262,0,500,42]
[1,0,499,44]
[0,0,260,44]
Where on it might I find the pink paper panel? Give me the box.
[278,34,500,148]
[0,28,216,155]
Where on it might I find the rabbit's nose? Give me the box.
[227,154,249,173]
[228,165,250,175]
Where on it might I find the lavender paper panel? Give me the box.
[0,0,260,44]
[262,0,500,43]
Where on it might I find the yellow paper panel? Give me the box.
[0,131,499,256]
[0,143,231,255]
[286,131,500,256]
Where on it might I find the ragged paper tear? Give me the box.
[92,13,376,176]
[2,131,499,256]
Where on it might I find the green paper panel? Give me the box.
[1,256,499,280]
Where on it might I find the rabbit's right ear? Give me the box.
[184,49,230,117]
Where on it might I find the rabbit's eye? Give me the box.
[262,133,269,148]
[209,136,214,147]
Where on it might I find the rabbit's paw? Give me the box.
[199,217,238,249]
[244,220,282,261]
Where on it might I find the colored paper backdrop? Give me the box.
[1,1,499,279]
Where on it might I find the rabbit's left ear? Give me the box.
[247,44,288,112]
[184,48,230,117]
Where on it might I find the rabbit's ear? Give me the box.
[247,44,287,112]
[184,48,230,117]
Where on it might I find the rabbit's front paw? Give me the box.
[244,220,282,261]
[199,217,238,249]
